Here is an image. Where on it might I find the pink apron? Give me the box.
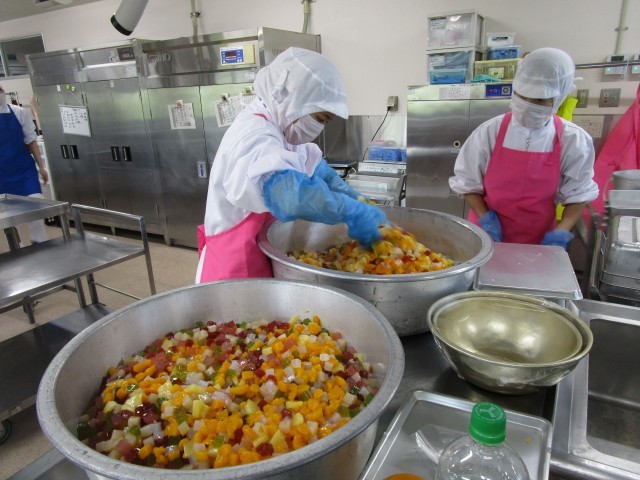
[468,113,562,244]
[197,212,274,282]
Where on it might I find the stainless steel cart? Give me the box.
[0,194,156,443]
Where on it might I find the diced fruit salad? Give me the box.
[76,315,378,469]
[289,225,454,275]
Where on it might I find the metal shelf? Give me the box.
[0,233,147,309]
[0,304,112,423]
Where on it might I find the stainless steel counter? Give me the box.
[376,330,556,446]
[11,329,555,479]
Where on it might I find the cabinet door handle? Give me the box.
[122,146,132,162]
[61,145,69,159]
[70,145,79,159]
[111,146,121,161]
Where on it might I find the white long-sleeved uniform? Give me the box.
[202,98,323,235]
[449,113,599,206]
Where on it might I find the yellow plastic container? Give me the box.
[474,58,521,81]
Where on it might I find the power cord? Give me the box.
[362,106,391,161]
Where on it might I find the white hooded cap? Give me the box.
[253,47,348,131]
[512,48,576,112]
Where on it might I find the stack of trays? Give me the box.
[600,215,640,302]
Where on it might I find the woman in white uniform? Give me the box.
[449,48,598,250]
[196,47,385,283]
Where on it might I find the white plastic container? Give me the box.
[435,402,531,480]
[427,11,485,50]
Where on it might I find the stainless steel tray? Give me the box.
[608,190,640,218]
[602,216,640,290]
[474,242,582,300]
[358,390,552,480]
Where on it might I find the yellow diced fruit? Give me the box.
[192,399,209,419]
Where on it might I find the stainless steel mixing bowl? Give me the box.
[37,280,405,480]
[427,291,593,395]
[258,206,493,336]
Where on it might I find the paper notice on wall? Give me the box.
[215,93,257,127]
[168,102,197,129]
[572,115,605,138]
[59,105,92,137]
[439,84,471,100]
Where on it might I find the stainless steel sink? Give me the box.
[552,299,640,480]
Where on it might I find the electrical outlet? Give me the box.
[386,95,399,111]
[599,88,621,108]
[576,89,589,108]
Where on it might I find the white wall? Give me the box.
[1,0,639,115]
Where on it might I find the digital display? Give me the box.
[220,47,245,65]
[117,46,135,61]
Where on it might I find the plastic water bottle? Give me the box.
[435,402,530,480]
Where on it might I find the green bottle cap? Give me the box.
[468,402,507,445]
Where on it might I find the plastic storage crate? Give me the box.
[427,11,484,50]
[428,48,483,84]
[486,46,521,60]
[368,146,407,162]
[474,58,520,81]
[486,32,516,48]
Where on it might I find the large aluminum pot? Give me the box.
[612,169,640,190]
[37,280,404,480]
[258,206,493,336]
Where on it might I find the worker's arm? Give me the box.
[464,193,490,217]
[465,193,502,242]
[26,141,48,184]
[556,202,585,232]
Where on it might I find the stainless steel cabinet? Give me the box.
[35,83,102,209]
[406,85,511,218]
[147,87,207,247]
[83,79,161,226]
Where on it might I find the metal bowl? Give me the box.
[37,280,405,480]
[258,206,493,336]
[427,291,593,395]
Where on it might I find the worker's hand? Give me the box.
[541,230,575,250]
[345,203,386,246]
[478,210,502,242]
[40,169,49,184]
[314,159,364,201]
[263,169,386,245]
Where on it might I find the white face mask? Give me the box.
[510,94,554,129]
[284,115,325,144]
[0,93,6,108]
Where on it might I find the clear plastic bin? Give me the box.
[430,68,468,84]
[428,48,483,83]
[486,46,521,60]
[474,58,521,81]
[428,11,484,49]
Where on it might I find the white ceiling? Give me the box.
[0,0,103,24]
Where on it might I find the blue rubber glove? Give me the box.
[541,230,575,250]
[478,210,502,242]
[313,159,364,201]
[263,169,387,245]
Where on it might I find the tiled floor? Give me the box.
[0,224,198,479]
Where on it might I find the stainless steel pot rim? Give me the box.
[36,279,406,480]
[427,290,593,368]
[258,220,494,283]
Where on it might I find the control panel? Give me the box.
[485,83,512,98]
[220,44,256,66]
[604,54,630,76]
